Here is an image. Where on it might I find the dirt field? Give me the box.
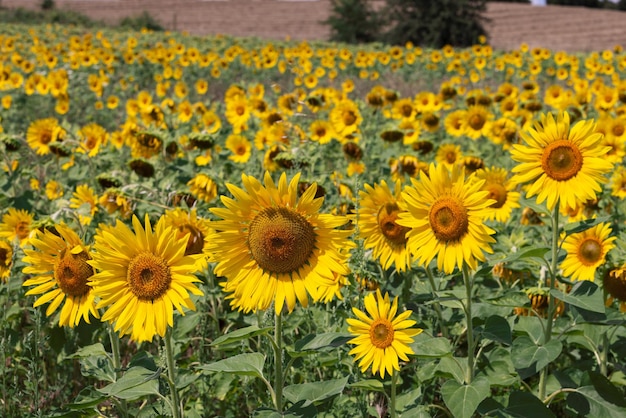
[3,0,626,52]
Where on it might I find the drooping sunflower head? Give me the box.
[208,171,353,313]
[187,173,217,203]
[398,163,496,273]
[604,265,626,312]
[510,111,614,210]
[347,289,422,378]
[561,222,616,282]
[22,223,98,327]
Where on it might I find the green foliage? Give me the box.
[40,0,55,10]
[118,11,165,32]
[0,7,103,26]
[382,0,489,47]
[323,0,381,44]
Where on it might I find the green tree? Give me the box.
[382,0,489,48]
[323,0,381,44]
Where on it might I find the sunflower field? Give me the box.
[2,21,626,418]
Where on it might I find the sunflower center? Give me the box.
[0,248,10,267]
[127,252,172,301]
[54,249,93,297]
[16,221,30,240]
[40,132,52,145]
[578,238,602,266]
[613,125,624,137]
[541,139,583,181]
[369,318,394,349]
[178,224,205,255]
[469,114,486,130]
[485,183,508,208]
[429,197,469,242]
[401,104,413,117]
[248,207,316,274]
[342,110,357,126]
[446,151,457,164]
[377,203,410,246]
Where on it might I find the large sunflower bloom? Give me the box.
[347,289,422,378]
[207,172,353,314]
[89,215,204,342]
[26,117,65,155]
[510,111,613,211]
[397,163,496,274]
[561,223,615,282]
[0,208,34,247]
[357,180,412,272]
[22,224,98,327]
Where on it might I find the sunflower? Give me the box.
[0,238,13,282]
[26,118,65,155]
[187,173,217,203]
[225,134,252,163]
[357,180,412,272]
[330,99,362,138]
[69,184,98,225]
[77,123,107,157]
[474,167,521,223]
[225,95,251,133]
[561,223,615,282]
[604,266,626,312]
[436,143,464,169]
[510,111,613,211]
[397,163,496,274]
[610,166,626,199]
[0,208,34,246]
[45,180,64,200]
[347,289,422,378]
[98,189,132,219]
[463,105,493,140]
[22,224,98,327]
[89,214,204,342]
[309,120,335,144]
[162,208,212,269]
[207,172,353,314]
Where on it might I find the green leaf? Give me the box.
[294,332,352,352]
[410,335,452,358]
[494,247,550,265]
[98,366,160,400]
[574,386,626,417]
[514,315,544,344]
[436,356,467,384]
[348,379,385,392]
[65,386,106,410]
[551,280,605,314]
[589,371,626,407]
[563,216,610,235]
[210,326,273,347]
[511,336,562,373]
[479,359,518,387]
[283,377,348,407]
[196,353,265,379]
[503,391,556,417]
[486,291,531,307]
[441,376,490,418]
[64,343,109,360]
[480,315,512,345]
[78,353,116,383]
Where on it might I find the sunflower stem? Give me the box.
[107,324,128,417]
[539,202,560,402]
[164,328,182,418]
[274,312,284,413]
[600,331,609,376]
[425,267,449,338]
[390,370,398,418]
[462,263,475,384]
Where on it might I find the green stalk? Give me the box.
[425,267,449,338]
[164,328,182,418]
[274,312,284,413]
[462,263,474,384]
[539,202,560,402]
[390,371,398,418]
[600,331,609,376]
[107,324,128,417]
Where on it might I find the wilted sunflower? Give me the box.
[347,289,422,378]
[561,223,615,282]
[45,180,64,200]
[0,208,34,247]
[357,180,412,272]
[207,172,353,314]
[0,238,13,282]
[398,163,496,274]
[510,111,613,211]
[26,118,65,155]
[474,167,521,223]
[89,215,204,342]
[187,173,217,203]
[22,224,98,327]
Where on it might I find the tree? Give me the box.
[382,0,490,48]
[323,0,381,44]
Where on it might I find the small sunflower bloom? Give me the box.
[0,238,13,282]
[22,224,99,327]
[561,223,615,282]
[0,208,34,247]
[510,111,613,211]
[347,289,422,378]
